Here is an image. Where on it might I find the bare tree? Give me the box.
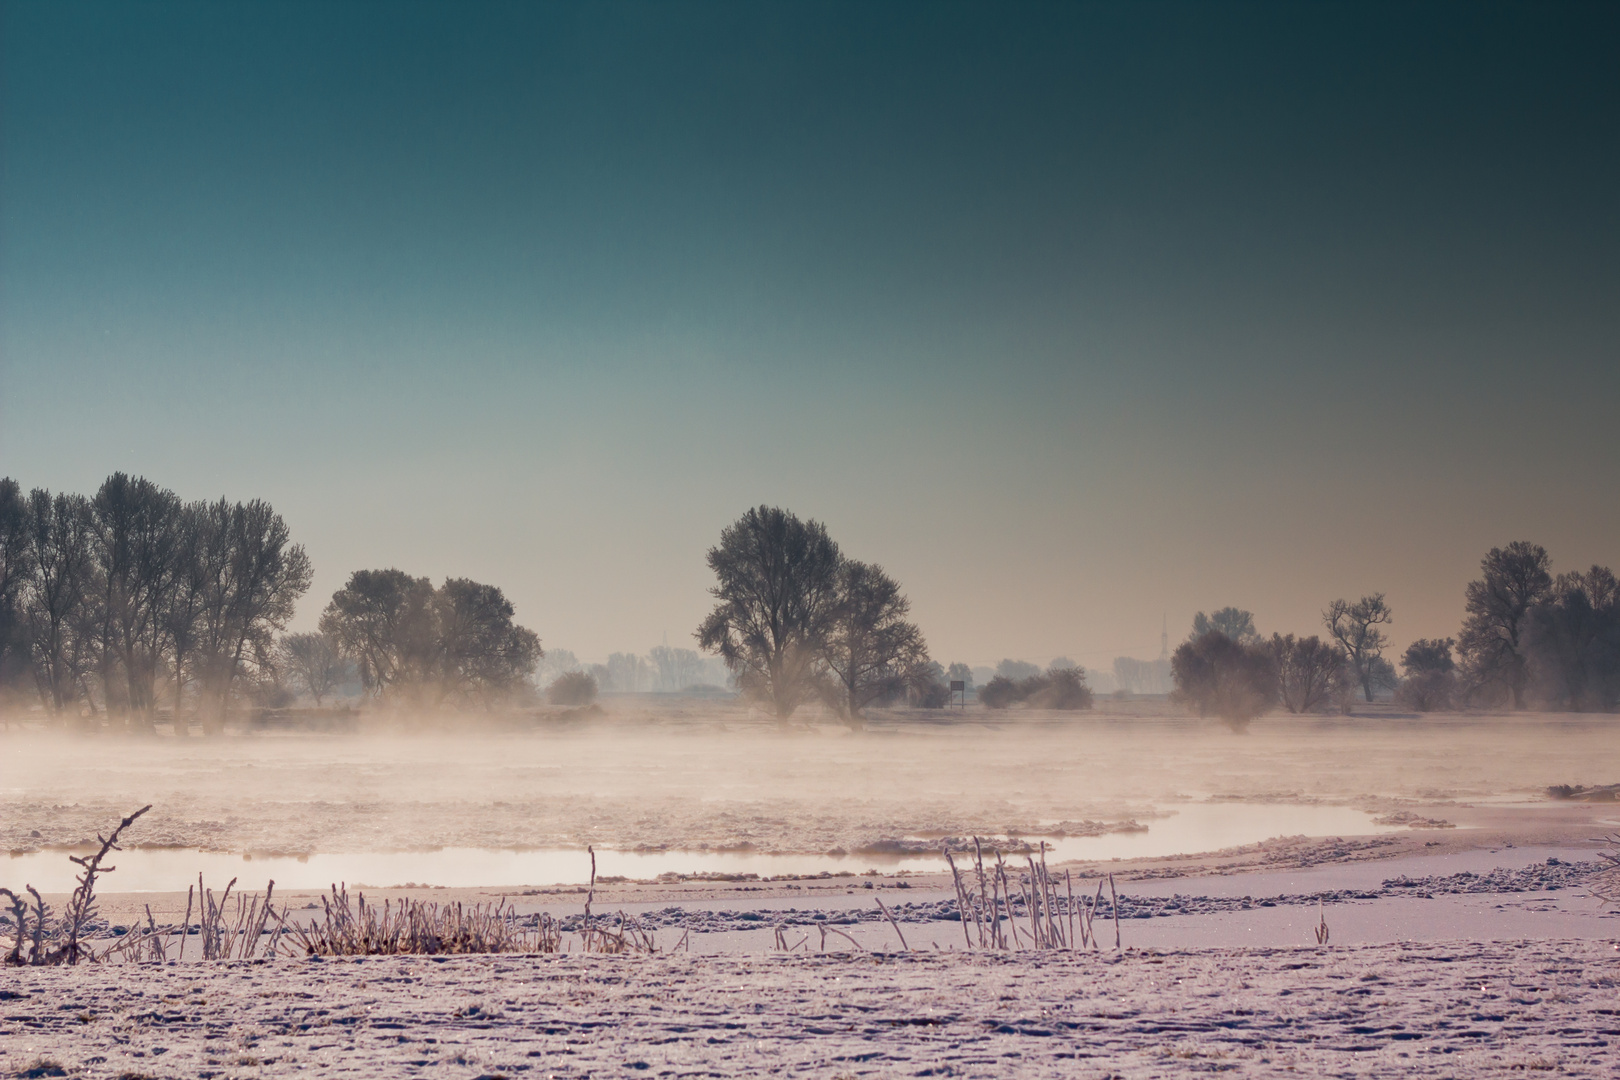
[1324,594,1393,703]
[819,560,929,724]
[1171,631,1277,730]
[92,474,185,732]
[1525,566,1620,712]
[1268,633,1346,713]
[20,491,97,722]
[279,631,346,706]
[0,480,33,708]
[1190,608,1259,645]
[1457,542,1552,708]
[187,499,311,733]
[696,507,841,720]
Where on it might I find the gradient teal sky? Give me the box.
[2,1,1617,667]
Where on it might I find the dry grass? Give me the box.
[282,885,551,956]
[275,845,661,957]
[4,810,672,963]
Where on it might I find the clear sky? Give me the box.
[2,1,1616,668]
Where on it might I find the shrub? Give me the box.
[1021,667,1093,710]
[978,675,1020,709]
[1171,631,1277,730]
[1395,670,1457,712]
[1269,633,1347,713]
[547,670,598,707]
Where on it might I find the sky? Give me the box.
[2,1,1617,669]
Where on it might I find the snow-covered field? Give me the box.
[4,942,1618,1078]
[3,707,1619,1077]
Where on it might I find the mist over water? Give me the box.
[4,706,1614,894]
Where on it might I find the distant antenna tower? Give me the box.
[1160,613,1168,661]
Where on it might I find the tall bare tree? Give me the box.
[1457,541,1552,708]
[0,480,31,705]
[1526,565,1620,712]
[20,490,97,722]
[696,506,841,720]
[92,474,185,732]
[819,559,929,724]
[187,499,311,733]
[1324,593,1393,703]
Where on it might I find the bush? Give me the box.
[547,670,598,707]
[978,668,1093,710]
[1269,633,1347,713]
[912,679,952,708]
[1021,667,1093,710]
[1171,631,1277,730]
[1395,670,1457,712]
[978,675,1020,709]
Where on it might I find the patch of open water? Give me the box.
[6,803,1403,893]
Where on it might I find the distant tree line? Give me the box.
[1169,541,1620,727]
[0,475,310,732]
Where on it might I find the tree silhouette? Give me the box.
[696,507,841,720]
[820,559,928,723]
[1324,594,1393,703]
[1457,542,1552,708]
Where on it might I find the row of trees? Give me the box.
[696,506,934,722]
[315,570,541,709]
[1169,541,1620,726]
[0,475,311,732]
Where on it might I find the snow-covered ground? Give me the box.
[4,942,1617,1078]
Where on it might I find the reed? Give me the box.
[282,884,553,957]
[941,836,1120,951]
